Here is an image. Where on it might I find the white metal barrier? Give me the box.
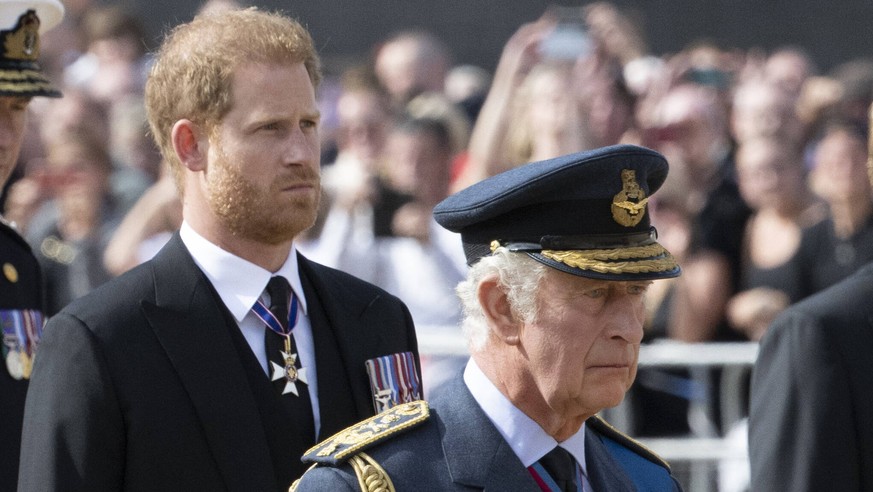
[416,331,759,366]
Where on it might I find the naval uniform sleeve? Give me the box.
[18,312,126,491]
[749,309,858,492]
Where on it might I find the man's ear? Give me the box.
[478,276,521,345]
[172,119,208,172]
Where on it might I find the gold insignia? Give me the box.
[3,10,41,61]
[304,401,429,462]
[20,351,32,379]
[612,169,648,227]
[490,240,501,253]
[540,244,678,274]
[3,262,18,283]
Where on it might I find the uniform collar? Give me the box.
[179,221,308,322]
[463,359,588,476]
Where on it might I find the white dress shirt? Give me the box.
[180,221,321,434]
[464,359,593,490]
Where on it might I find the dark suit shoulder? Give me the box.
[786,262,873,319]
[299,254,406,307]
[50,261,160,341]
[588,415,671,471]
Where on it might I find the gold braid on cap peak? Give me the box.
[541,243,677,274]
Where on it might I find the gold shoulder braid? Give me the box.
[288,455,395,492]
[289,401,430,492]
[350,453,395,492]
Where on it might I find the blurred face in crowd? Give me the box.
[731,81,801,145]
[810,127,870,202]
[336,90,390,168]
[736,138,805,211]
[765,49,813,97]
[375,34,448,104]
[525,65,579,142]
[585,82,634,148]
[0,96,31,186]
[45,138,111,197]
[199,62,321,246]
[651,85,726,171]
[384,125,451,205]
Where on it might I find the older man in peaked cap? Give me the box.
[292,144,683,492]
[0,0,63,489]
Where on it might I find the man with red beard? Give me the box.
[19,8,421,491]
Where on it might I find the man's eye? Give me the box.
[586,289,607,299]
[628,284,652,295]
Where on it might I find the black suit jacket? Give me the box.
[749,261,873,491]
[18,234,419,491]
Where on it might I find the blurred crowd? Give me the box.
[3,0,873,451]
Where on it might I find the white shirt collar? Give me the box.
[179,221,308,321]
[463,359,588,476]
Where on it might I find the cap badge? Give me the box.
[3,10,40,62]
[611,169,648,227]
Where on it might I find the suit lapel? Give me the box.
[584,422,636,492]
[297,255,383,420]
[437,378,540,491]
[141,235,276,491]
[297,263,358,438]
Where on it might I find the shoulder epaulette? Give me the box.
[588,414,671,470]
[302,400,430,465]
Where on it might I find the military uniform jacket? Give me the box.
[750,261,873,491]
[294,376,682,491]
[18,234,420,491]
[0,219,43,492]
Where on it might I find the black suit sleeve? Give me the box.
[19,313,126,491]
[749,310,859,491]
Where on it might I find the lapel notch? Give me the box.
[142,235,277,491]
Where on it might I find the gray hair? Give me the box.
[456,248,547,351]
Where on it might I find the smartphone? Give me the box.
[539,6,592,61]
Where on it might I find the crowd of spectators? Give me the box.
[3,0,873,470]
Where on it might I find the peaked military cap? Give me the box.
[433,144,681,280]
[0,0,63,98]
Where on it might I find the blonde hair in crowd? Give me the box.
[144,8,322,190]
[456,248,547,351]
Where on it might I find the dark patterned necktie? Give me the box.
[264,276,314,427]
[539,446,577,492]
